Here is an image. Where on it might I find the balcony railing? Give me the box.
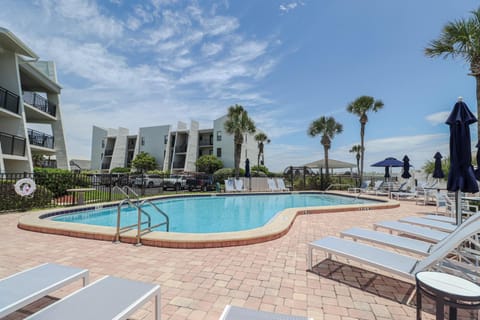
[0,132,26,156]
[0,86,20,114]
[28,129,54,149]
[23,91,57,117]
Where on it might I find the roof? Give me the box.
[0,27,38,59]
[303,159,356,169]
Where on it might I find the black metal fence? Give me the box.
[23,91,57,117]
[0,172,216,212]
[0,86,19,114]
[0,132,26,156]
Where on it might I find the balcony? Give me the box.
[0,132,26,156]
[104,149,114,156]
[23,91,56,117]
[28,129,54,149]
[0,86,20,114]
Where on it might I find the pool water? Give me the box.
[52,194,375,233]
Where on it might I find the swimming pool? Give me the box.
[51,193,377,233]
[18,192,399,248]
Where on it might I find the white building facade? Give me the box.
[0,28,69,173]
[91,115,259,173]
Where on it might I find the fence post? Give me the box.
[108,174,112,201]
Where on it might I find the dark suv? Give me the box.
[185,174,214,191]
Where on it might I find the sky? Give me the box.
[1,0,479,173]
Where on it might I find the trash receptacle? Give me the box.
[216,182,221,193]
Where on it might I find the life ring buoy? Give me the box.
[14,178,36,197]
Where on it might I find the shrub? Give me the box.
[0,181,53,212]
[34,168,90,197]
[195,155,223,174]
[213,168,245,183]
[111,167,131,173]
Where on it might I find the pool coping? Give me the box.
[17,191,400,248]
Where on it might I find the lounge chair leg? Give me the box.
[83,274,90,286]
[406,287,416,306]
[307,247,312,270]
[155,292,161,320]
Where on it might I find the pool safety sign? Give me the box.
[14,178,36,197]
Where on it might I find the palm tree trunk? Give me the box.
[235,143,242,178]
[324,145,329,180]
[360,124,365,184]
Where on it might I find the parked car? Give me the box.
[185,174,214,191]
[134,174,163,188]
[162,175,187,190]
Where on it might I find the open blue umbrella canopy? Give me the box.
[446,99,478,193]
[432,152,445,179]
[245,158,250,177]
[401,155,411,179]
[371,157,404,167]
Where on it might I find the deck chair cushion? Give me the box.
[26,276,160,320]
[220,305,312,320]
[0,263,88,318]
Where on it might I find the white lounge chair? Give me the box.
[373,220,449,242]
[341,227,434,256]
[224,179,235,192]
[343,212,480,255]
[26,275,160,320]
[234,179,245,192]
[0,263,89,318]
[275,178,289,191]
[366,180,387,196]
[220,305,312,320]
[348,180,370,193]
[398,216,456,232]
[267,178,278,192]
[308,217,480,283]
[391,186,417,200]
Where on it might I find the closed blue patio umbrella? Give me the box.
[245,158,251,178]
[401,155,411,179]
[432,152,445,179]
[446,98,479,225]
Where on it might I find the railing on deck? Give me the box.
[0,86,20,114]
[23,91,56,117]
[0,132,26,156]
[28,129,54,149]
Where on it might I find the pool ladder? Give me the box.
[113,186,169,246]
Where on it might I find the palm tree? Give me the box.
[346,96,384,184]
[308,116,343,179]
[425,7,480,138]
[349,144,363,176]
[254,132,270,167]
[224,104,256,178]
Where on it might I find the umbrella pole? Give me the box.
[455,191,462,225]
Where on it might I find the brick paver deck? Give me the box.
[0,197,441,319]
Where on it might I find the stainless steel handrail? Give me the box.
[135,199,170,245]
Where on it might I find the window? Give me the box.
[141,137,145,146]
[216,148,222,157]
[101,140,105,148]
[164,135,168,144]
[100,153,103,159]
[216,131,222,141]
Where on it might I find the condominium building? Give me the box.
[91,115,259,172]
[0,27,69,173]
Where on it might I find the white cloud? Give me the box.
[426,111,450,125]
[279,1,304,14]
